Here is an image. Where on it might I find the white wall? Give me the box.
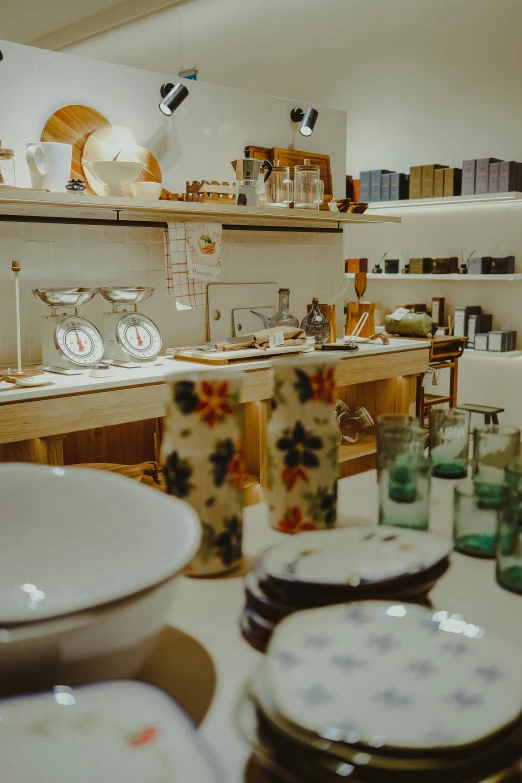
[0,40,346,196]
[0,40,346,364]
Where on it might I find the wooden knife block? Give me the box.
[306,303,336,343]
[345,302,376,338]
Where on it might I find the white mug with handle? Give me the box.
[26,142,72,192]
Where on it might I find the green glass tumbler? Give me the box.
[497,461,522,594]
[429,408,470,479]
[453,479,502,558]
[473,425,520,511]
[377,424,430,530]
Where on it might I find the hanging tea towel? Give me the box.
[164,222,222,310]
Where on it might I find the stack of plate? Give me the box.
[241,527,452,652]
[238,601,522,782]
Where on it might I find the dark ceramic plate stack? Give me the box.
[240,526,452,653]
[237,601,522,783]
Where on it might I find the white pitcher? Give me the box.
[26,142,72,192]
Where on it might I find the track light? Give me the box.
[159,82,189,116]
[290,106,319,137]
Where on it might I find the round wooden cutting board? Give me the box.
[82,126,162,196]
[41,104,111,194]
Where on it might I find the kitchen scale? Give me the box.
[33,288,105,375]
[97,287,162,367]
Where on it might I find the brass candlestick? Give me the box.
[0,261,43,382]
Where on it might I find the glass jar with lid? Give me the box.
[265,159,293,208]
[335,400,374,444]
[294,158,324,210]
[0,141,16,187]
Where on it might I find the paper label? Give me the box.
[185,223,222,281]
[390,307,409,321]
[268,331,285,348]
[422,368,435,388]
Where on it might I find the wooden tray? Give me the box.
[136,625,217,727]
[41,104,111,194]
[168,344,313,366]
[246,145,333,201]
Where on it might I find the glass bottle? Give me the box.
[300,298,330,343]
[0,141,16,187]
[270,288,299,328]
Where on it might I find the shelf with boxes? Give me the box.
[367,192,522,210]
[346,273,522,281]
[357,158,522,205]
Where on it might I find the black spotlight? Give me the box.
[290,106,319,137]
[159,82,189,116]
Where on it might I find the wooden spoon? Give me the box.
[354,272,367,302]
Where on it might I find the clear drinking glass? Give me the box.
[377,424,431,530]
[473,425,520,508]
[454,478,501,558]
[430,408,470,479]
[497,462,522,594]
[265,164,293,208]
[294,160,324,210]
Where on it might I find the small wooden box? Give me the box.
[410,258,433,274]
[462,160,476,196]
[421,165,447,199]
[432,257,459,274]
[491,256,515,274]
[444,168,462,196]
[409,166,422,199]
[345,258,368,273]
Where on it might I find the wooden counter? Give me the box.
[0,340,429,495]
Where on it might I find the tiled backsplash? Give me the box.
[0,223,343,364]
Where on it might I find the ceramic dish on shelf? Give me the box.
[0,464,201,623]
[81,159,144,198]
[0,680,224,783]
[264,602,522,752]
[328,198,351,213]
[239,685,522,783]
[257,526,452,602]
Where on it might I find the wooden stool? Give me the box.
[398,336,467,419]
[457,403,504,426]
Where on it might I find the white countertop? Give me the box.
[166,470,522,783]
[0,339,426,404]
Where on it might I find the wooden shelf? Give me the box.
[0,190,401,229]
[338,435,377,463]
[367,192,522,210]
[346,273,522,281]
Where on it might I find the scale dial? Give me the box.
[54,316,105,367]
[116,313,162,360]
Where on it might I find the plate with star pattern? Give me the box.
[264,601,522,750]
[259,526,452,590]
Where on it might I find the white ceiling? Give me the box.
[0,0,126,43]
[0,0,185,48]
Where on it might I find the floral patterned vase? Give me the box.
[267,356,338,533]
[161,370,245,576]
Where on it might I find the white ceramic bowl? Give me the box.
[0,464,201,623]
[1,577,179,695]
[0,680,225,783]
[130,181,163,199]
[82,159,145,197]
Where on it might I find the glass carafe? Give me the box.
[265,162,293,208]
[270,288,299,328]
[294,158,324,210]
[301,298,330,343]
